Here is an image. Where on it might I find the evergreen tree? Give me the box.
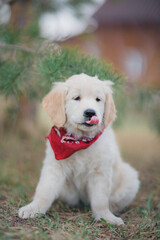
[0,0,125,134]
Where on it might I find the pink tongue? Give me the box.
[87,116,99,125]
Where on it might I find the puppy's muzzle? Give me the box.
[84,109,96,120]
[83,109,99,127]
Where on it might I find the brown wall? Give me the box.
[62,26,160,88]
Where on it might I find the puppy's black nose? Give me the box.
[84,109,96,119]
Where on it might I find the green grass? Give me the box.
[0,121,160,239]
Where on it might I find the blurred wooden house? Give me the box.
[62,0,160,87]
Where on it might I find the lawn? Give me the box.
[0,114,160,240]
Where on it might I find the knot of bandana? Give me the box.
[46,126,104,160]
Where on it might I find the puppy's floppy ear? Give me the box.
[103,81,116,128]
[42,83,67,127]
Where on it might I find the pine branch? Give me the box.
[37,47,126,97]
[0,43,34,53]
[0,45,125,99]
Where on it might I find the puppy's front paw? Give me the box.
[18,202,45,219]
[94,210,124,226]
[105,215,124,226]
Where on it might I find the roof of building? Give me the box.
[93,0,160,26]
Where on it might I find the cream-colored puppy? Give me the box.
[18,73,139,225]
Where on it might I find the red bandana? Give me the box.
[46,126,104,160]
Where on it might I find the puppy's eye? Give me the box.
[74,96,81,101]
[96,97,101,102]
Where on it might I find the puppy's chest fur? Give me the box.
[44,128,116,205]
[59,129,115,188]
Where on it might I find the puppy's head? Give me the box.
[42,73,116,136]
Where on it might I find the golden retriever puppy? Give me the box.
[18,73,139,225]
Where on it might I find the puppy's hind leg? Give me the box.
[18,162,65,219]
[109,163,140,214]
